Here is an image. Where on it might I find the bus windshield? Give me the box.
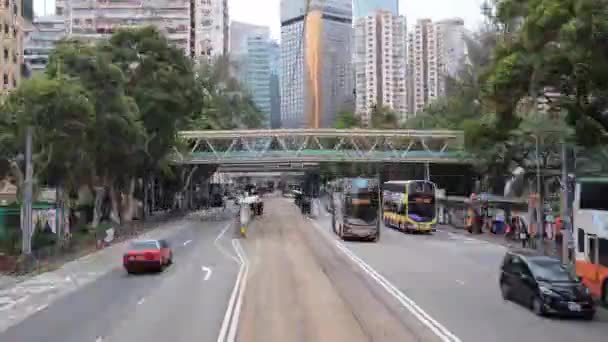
[407,196,435,222]
[404,181,436,222]
[345,192,379,225]
[580,182,608,211]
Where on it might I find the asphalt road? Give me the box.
[237,197,436,342]
[0,212,241,342]
[4,197,606,342]
[313,200,608,342]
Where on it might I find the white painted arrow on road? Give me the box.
[201,266,212,281]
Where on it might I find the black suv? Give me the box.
[499,250,596,319]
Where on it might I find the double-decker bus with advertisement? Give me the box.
[383,180,437,234]
[573,177,608,303]
[331,177,381,242]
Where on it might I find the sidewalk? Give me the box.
[438,224,562,258]
[0,210,207,333]
[0,210,187,289]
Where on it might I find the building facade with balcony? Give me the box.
[354,10,407,126]
[407,18,467,114]
[63,0,192,54]
[407,18,439,114]
[435,18,467,79]
[1,0,24,95]
[191,0,228,61]
[23,15,66,74]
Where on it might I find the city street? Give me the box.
[313,199,608,342]
[1,198,607,342]
[0,212,241,342]
[237,197,435,342]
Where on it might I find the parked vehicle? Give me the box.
[499,250,595,319]
[123,239,173,274]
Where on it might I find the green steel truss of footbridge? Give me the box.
[173,129,469,165]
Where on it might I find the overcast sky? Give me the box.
[36,0,486,40]
[230,0,486,39]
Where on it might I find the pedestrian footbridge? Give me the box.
[173,129,469,167]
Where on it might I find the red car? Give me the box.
[123,239,173,274]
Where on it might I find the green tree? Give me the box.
[191,55,265,130]
[0,75,94,243]
[407,21,501,130]
[104,27,202,217]
[370,106,399,129]
[481,0,608,145]
[334,110,360,129]
[47,39,144,225]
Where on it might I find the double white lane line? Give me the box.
[217,238,248,342]
[312,219,461,342]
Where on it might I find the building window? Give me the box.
[3,48,8,61]
[3,73,8,86]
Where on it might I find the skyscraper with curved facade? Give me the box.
[353,0,398,18]
[280,0,353,128]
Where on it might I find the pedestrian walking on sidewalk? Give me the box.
[520,226,529,248]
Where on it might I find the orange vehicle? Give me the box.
[573,177,608,303]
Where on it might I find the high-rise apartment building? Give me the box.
[407,18,466,114]
[280,0,353,128]
[192,0,229,60]
[23,15,66,75]
[64,0,191,54]
[435,18,467,79]
[354,10,407,126]
[353,0,398,18]
[60,0,228,60]
[1,0,24,95]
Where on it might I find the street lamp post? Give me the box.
[22,126,34,255]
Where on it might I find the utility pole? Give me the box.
[535,135,544,255]
[22,126,34,255]
[560,143,572,265]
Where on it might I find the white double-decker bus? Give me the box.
[573,177,608,303]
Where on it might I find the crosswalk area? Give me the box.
[435,229,494,246]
